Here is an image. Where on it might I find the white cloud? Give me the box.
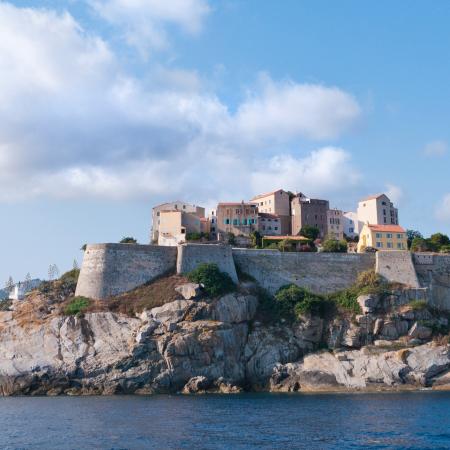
[436,194,450,222]
[423,140,448,157]
[251,148,362,199]
[235,75,361,142]
[0,3,363,205]
[88,0,210,54]
[385,183,404,206]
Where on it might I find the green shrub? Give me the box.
[355,269,387,295]
[322,239,348,253]
[275,284,327,318]
[60,269,80,286]
[186,232,202,241]
[64,296,91,315]
[409,300,428,311]
[187,263,235,297]
[120,237,137,244]
[331,289,361,314]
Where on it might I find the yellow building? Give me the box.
[357,224,407,253]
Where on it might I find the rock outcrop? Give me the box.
[1,289,450,396]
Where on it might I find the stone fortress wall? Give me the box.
[75,243,450,310]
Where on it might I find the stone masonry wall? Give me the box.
[177,243,239,284]
[232,249,375,294]
[375,251,420,288]
[75,244,177,300]
[414,253,450,310]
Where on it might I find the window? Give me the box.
[274,227,278,230]
[383,217,387,223]
[397,234,402,239]
[175,204,178,209]
[397,243,404,249]
[387,242,393,248]
[382,201,387,206]
[242,219,247,225]
[376,233,382,238]
[181,229,185,234]
[211,218,215,224]
[157,212,160,216]
[376,242,383,248]
[211,227,215,232]
[383,209,386,215]
[262,226,266,230]
[183,205,186,209]
[233,219,238,225]
[225,219,230,225]
[268,226,272,230]
[386,233,393,238]
[349,227,354,233]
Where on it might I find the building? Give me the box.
[357,194,399,226]
[251,189,291,234]
[258,213,282,236]
[343,211,362,239]
[327,209,344,240]
[216,201,258,238]
[157,210,202,246]
[151,201,205,242]
[357,224,407,252]
[291,193,329,238]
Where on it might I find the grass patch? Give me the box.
[409,300,428,311]
[64,296,91,315]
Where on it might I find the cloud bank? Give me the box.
[0,2,363,205]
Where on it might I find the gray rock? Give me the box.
[357,294,379,314]
[408,322,433,340]
[211,293,258,323]
[182,376,211,393]
[175,283,202,300]
[380,321,399,340]
[148,300,194,325]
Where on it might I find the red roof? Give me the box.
[367,224,405,233]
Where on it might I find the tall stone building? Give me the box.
[251,189,291,234]
[327,209,344,240]
[291,193,329,238]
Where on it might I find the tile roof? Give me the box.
[367,224,406,233]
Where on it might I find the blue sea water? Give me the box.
[1,392,450,449]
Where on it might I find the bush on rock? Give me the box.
[187,263,235,297]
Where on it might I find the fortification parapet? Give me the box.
[375,251,420,288]
[75,243,177,300]
[232,249,375,294]
[177,243,238,283]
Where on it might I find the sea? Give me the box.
[1,392,450,449]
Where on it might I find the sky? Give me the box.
[1,0,450,283]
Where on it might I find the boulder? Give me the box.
[408,322,432,340]
[357,294,379,314]
[211,294,258,323]
[182,376,211,394]
[380,321,399,340]
[175,283,202,300]
[147,300,194,325]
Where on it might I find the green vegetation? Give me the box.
[322,238,348,253]
[275,285,329,318]
[250,231,262,249]
[299,225,320,241]
[64,296,91,315]
[227,233,236,246]
[406,229,423,249]
[59,268,80,287]
[187,263,235,297]
[409,300,428,311]
[186,232,209,241]
[120,237,137,244]
[410,232,450,253]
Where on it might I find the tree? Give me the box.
[406,230,423,249]
[322,238,348,253]
[48,264,60,281]
[120,237,137,244]
[5,276,14,294]
[81,244,87,251]
[250,231,262,248]
[300,225,320,241]
[278,239,293,252]
[410,237,430,253]
[24,273,32,291]
[429,233,450,251]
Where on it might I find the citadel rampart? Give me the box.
[75,243,450,311]
[75,244,177,299]
[232,249,375,294]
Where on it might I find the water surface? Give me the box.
[1,392,450,449]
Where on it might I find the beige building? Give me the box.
[258,213,282,236]
[343,211,362,239]
[216,201,258,238]
[291,193,329,238]
[151,201,205,242]
[357,224,407,252]
[327,209,344,240]
[251,189,291,234]
[357,194,399,226]
[157,210,202,246]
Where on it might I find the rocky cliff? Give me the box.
[1,279,450,396]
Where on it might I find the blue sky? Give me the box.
[1,0,450,283]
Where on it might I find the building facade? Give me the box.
[291,193,330,238]
[357,194,399,226]
[251,189,291,234]
[151,201,205,242]
[258,213,282,236]
[343,211,362,239]
[327,209,344,240]
[357,224,407,253]
[216,202,258,238]
[157,210,202,246]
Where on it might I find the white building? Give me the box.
[357,194,399,226]
[8,279,41,301]
[343,211,362,239]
